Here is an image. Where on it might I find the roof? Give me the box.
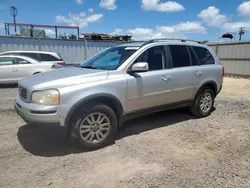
[0,51,59,55]
[117,39,203,48]
[117,42,145,47]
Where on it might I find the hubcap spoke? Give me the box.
[98,116,105,124]
[88,133,94,142]
[86,116,92,125]
[96,132,100,141]
[80,129,91,134]
[98,131,105,138]
[200,92,212,113]
[80,125,91,129]
[79,112,111,144]
[100,123,109,127]
[96,114,102,123]
[90,114,95,123]
[100,127,109,131]
[85,132,92,140]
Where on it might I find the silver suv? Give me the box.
[14,39,224,150]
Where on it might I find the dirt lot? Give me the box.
[0,77,249,188]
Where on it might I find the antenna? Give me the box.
[10,6,17,33]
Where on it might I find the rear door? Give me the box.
[189,46,219,90]
[0,57,18,83]
[164,44,199,103]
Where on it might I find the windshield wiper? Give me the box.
[81,65,97,69]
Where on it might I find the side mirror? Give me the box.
[129,62,149,73]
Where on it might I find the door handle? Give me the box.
[195,71,202,77]
[13,69,17,72]
[161,75,171,82]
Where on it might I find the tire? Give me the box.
[69,104,117,150]
[190,87,215,118]
[33,72,42,75]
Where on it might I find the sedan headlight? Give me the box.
[31,89,60,105]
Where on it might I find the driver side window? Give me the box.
[134,45,166,71]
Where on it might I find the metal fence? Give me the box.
[1,36,250,76]
[208,41,250,76]
[0,36,124,64]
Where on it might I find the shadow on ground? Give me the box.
[17,108,197,157]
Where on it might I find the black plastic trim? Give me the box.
[121,100,193,123]
[30,110,57,114]
[64,94,124,126]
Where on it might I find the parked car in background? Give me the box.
[0,51,65,66]
[0,55,64,84]
[14,38,223,150]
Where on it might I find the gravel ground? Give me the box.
[0,77,249,188]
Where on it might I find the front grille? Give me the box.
[19,86,27,100]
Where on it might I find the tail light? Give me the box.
[57,61,65,66]
[51,61,65,69]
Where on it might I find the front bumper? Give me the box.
[14,94,68,126]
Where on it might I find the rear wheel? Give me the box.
[190,87,215,118]
[69,104,117,150]
[33,72,42,75]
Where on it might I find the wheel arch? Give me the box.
[64,93,124,126]
[33,72,42,75]
[195,81,218,98]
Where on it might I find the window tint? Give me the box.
[188,46,199,66]
[81,47,136,70]
[135,46,166,71]
[13,58,30,64]
[40,54,60,61]
[192,46,215,65]
[20,53,40,61]
[169,45,191,68]
[0,57,14,65]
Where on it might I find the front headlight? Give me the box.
[31,89,60,105]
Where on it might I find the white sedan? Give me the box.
[0,55,64,84]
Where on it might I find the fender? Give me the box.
[64,93,124,126]
[194,81,218,98]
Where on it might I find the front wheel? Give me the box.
[70,104,117,150]
[190,87,215,118]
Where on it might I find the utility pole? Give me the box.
[239,27,245,41]
[10,6,17,33]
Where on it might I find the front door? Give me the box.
[0,57,18,83]
[126,45,171,113]
[12,57,34,80]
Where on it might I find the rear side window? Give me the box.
[19,53,40,61]
[40,54,61,61]
[192,46,215,65]
[169,45,191,68]
[188,46,199,66]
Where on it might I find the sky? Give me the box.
[0,0,250,41]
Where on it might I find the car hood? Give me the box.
[19,67,109,90]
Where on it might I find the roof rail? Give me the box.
[142,38,202,46]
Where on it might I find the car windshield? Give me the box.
[80,46,137,70]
